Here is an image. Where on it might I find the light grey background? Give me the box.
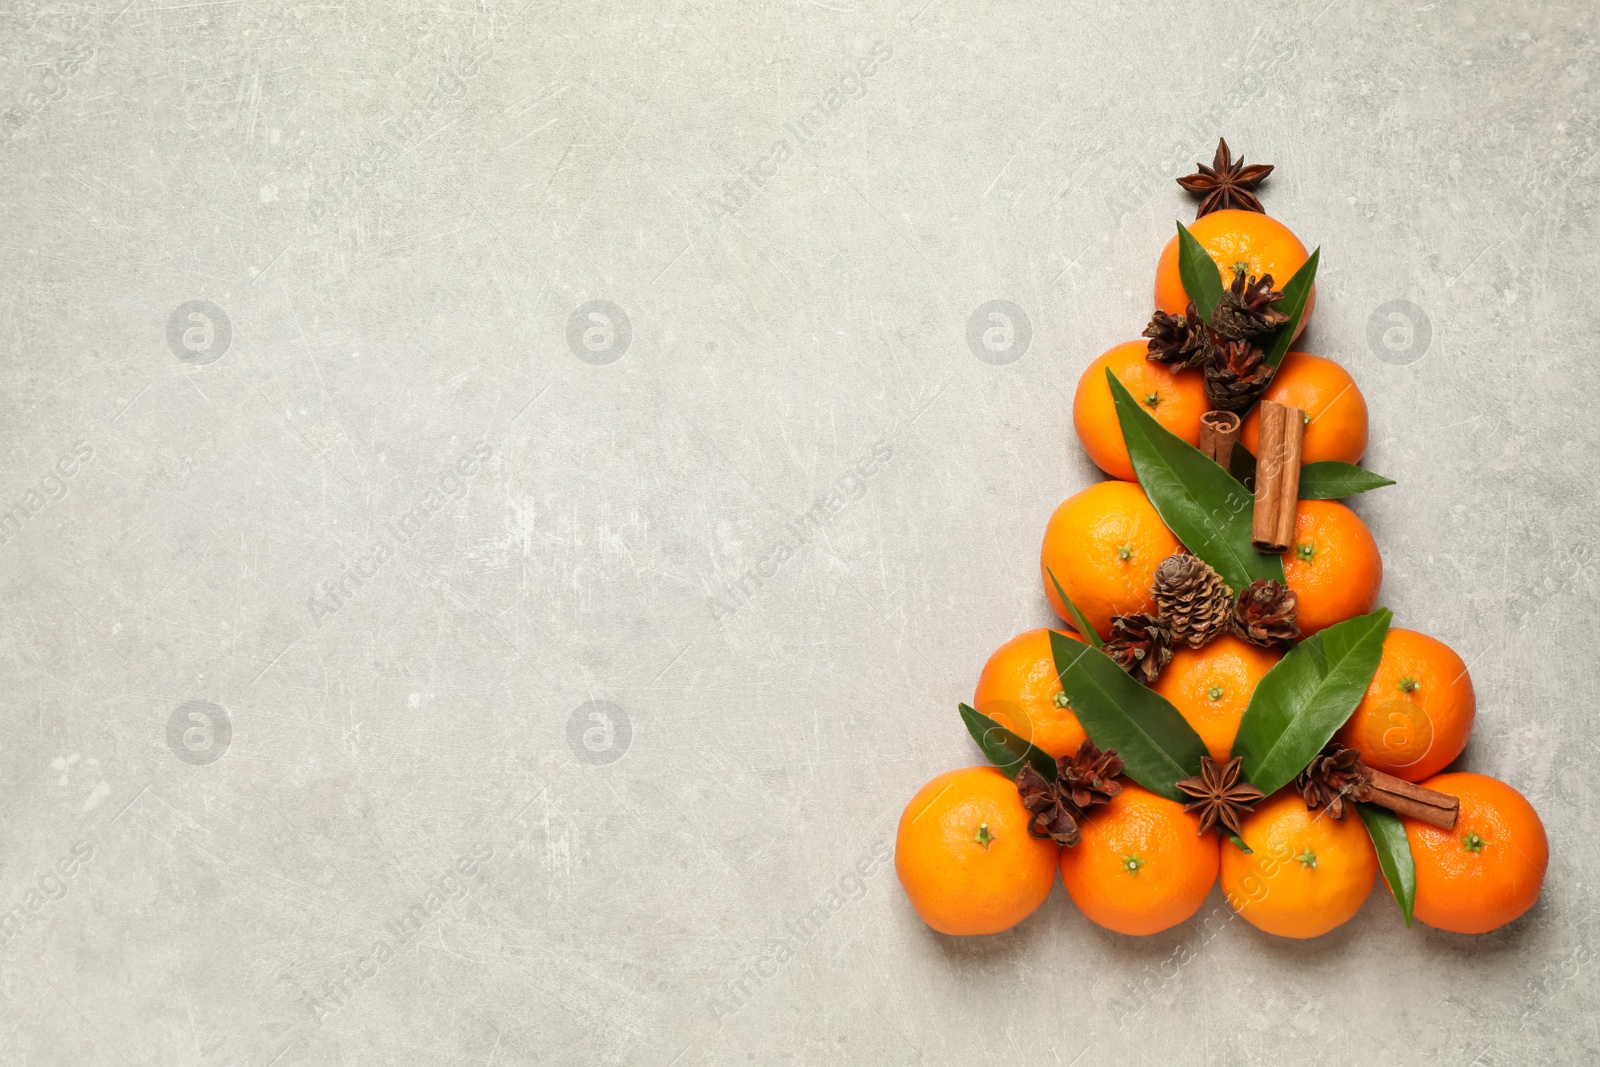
[2,1,1596,1064]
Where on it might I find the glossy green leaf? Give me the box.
[1229,442,1258,492]
[959,703,1057,782]
[1358,803,1416,927]
[1176,222,1225,322]
[1045,567,1103,648]
[1230,609,1393,795]
[1298,461,1396,499]
[1107,369,1285,595]
[1048,630,1208,802]
[1264,248,1320,368]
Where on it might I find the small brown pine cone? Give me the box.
[1202,339,1275,413]
[1103,613,1174,685]
[1295,743,1367,820]
[1231,579,1301,648]
[1015,763,1082,846]
[1151,553,1234,648]
[1211,272,1289,341]
[1056,740,1124,811]
[1143,302,1215,369]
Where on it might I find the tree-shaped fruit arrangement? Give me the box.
[895,141,1548,940]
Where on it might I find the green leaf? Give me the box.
[1175,222,1225,322]
[1263,248,1320,368]
[1230,609,1393,795]
[1107,369,1285,595]
[959,703,1057,782]
[1358,803,1416,927]
[1298,461,1396,499]
[1229,442,1257,492]
[1045,567,1103,648]
[1048,631,1208,802]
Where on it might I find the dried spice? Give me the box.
[1151,553,1233,648]
[1175,755,1265,837]
[1177,138,1274,217]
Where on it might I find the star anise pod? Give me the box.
[1211,271,1289,342]
[1201,338,1274,413]
[1102,613,1173,685]
[1015,763,1082,847]
[1176,138,1274,218]
[1175,755,1265,837]
[1231,579,1301,648]
[1056,739,1124,811]
[1142,302,1216,369]
[1295,743,1368,820]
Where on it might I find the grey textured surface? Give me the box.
[1,1,1597,1064]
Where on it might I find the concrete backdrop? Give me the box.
[1,0,1596,1063]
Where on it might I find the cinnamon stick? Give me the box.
[1198,410,1241,466]
[1353,762,1460,830]
[1250,401,1304,554]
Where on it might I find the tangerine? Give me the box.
[1154,209,1315,336]
[1152,635,1281,763]
[974,628,1088,759]
[1220,789,1377,938]
[1282,500,1382,636]
[1073,340,1208,481]
[1335,628,1475,782]
[1240,351,1368,465]
[895,766,1060,936]
[1040,481,1182,639]
[1058,782,1219,936]
[1405,773,1547,934]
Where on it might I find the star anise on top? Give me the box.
[1175,755,1265,837]
[1176,138,1274,218]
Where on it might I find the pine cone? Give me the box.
[1103,613,1174,685]
[1202,339,1274,413]
[1295,743,1367,820]
[1211,272,1289,341]
[1151,553,1234,648]
[1143,302,1215,369]
[1056,740,1124,811]
[1015,763,1082,846]
[1231,579,1300,647]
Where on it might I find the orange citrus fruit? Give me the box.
[1240,351,1368,465]
[1282,500,1382,636]
[1335,628,1475,782]
[974,628,1088,759]
[1058,782,1219,936]
[1220,789,1377,938]
[1152,635,1281,763]
[1073,340,1208,481]
[895,766,1060,936]
[1154,209,1315,337]
[1405,773,1547,934]
[1041,481,1181,639]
